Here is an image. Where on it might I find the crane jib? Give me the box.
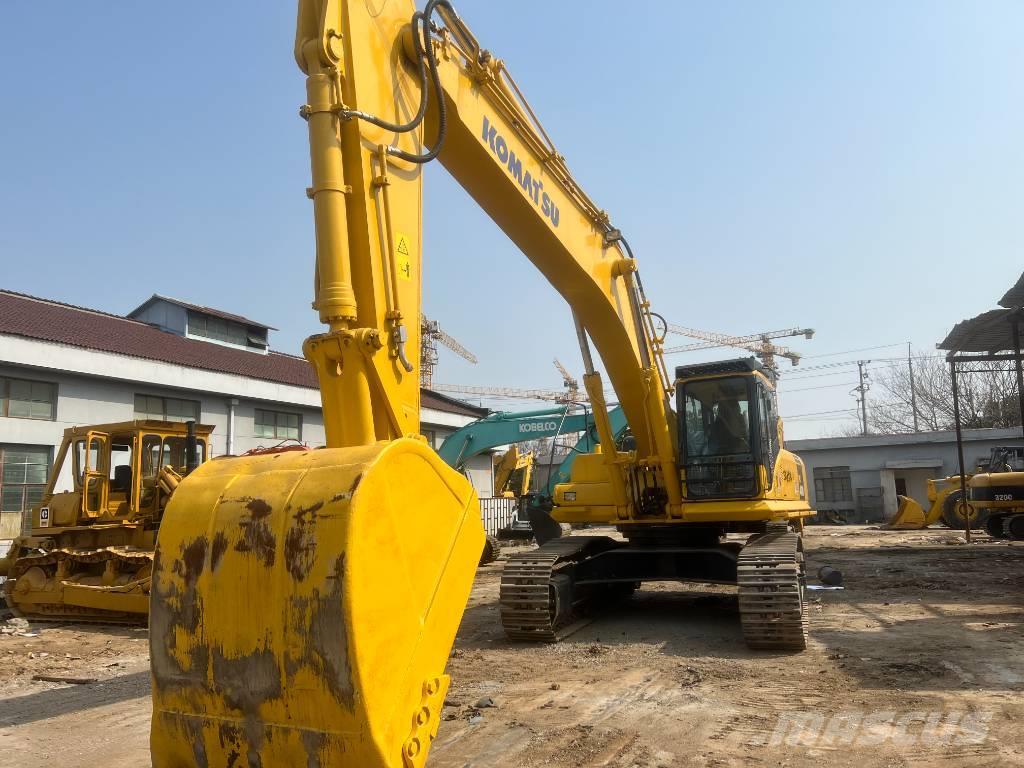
[481,116,560,227]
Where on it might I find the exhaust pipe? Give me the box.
[185,420,199,476]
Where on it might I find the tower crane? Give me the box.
[553,357,580,401]
[420,313,478,387]
[665,323,815,370]
[432,382,581,403]
[433,359,586,404]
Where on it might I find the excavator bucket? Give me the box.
[150,437,483,768]
[885,495,928,529]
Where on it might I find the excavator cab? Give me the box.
[677,359,780,500]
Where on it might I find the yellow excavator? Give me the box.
[493,444,535,498]
[0,420,210,622]
[149,2,815,766]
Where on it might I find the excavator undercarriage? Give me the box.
[500,522,808,650]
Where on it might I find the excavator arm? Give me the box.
[295,0,680,507]
[151,3,681,767]
[436,404,626,470]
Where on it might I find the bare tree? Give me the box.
[868,353,1021,434]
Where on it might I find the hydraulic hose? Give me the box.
[386,0,453,164]
[337,11,430,134]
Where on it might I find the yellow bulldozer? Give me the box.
[0,420,211,622]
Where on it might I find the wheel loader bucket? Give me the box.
[150,437,484,768]
[885,495,928,529]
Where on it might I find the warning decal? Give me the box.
[395,231,413,281]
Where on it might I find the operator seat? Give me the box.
[112,464,133,493]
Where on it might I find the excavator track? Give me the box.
[500,536,615,642]
[479,534,501,565]
[3,547,153,624]
[1003,513,1024,541]
[737,526,808,651]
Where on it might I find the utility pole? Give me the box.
[852,360,871,436]
[907,342,919,432]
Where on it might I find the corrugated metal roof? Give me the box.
[938,307,1024,353]
[999,272,1024,309]
[0,290,487,418]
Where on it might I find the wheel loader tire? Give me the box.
[941,490,988,530]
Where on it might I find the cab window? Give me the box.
[160,437,206,473]
[142,435,208,477]
[108,442,133,494]
[757,384,780,480]
[683,377,752,459]
[73,438,104,490]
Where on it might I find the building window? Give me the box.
[0,377,56,420]
[423,429,437,449]
[134,394,201,423]
[188,311,248,347]
[813,466,853,503]
[255,409,301,440]
[0,445,50,520]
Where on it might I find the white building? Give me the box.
[0,290,493,539]
[789,427,1024,523]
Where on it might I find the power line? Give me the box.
[780,381,860,393]
[781,408,857,419]
[802,342,906,359]
[783,355,945,379]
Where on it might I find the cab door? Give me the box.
[80,431,109,519]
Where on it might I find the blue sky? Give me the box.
[1,1,1021,437]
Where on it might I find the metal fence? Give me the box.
[478,496,518,536]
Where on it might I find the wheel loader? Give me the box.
[0,420,210,622]
[886,445,1024,530]
[886,475,981,530]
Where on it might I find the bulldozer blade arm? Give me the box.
[885,495,928,529]
[150,437,483,768]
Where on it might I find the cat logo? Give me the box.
[39,506,50,528]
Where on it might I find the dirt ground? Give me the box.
[0,525,1021,767]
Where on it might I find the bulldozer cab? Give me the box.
[676,358,781,500]
[36,420,212,531]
